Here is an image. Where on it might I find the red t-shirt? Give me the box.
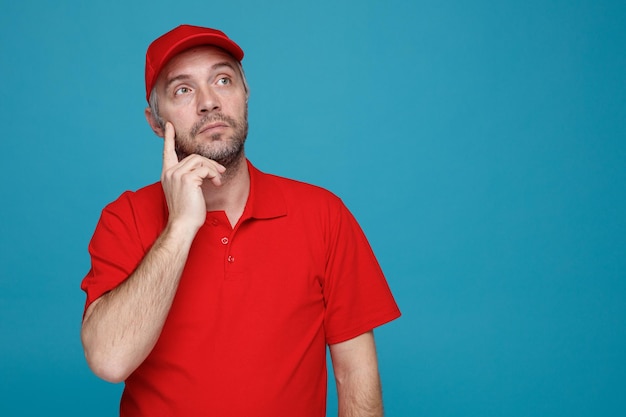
[81,161,401,416]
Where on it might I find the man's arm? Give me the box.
[81,123,225,383]
[329,331,384,417]
[81,223,194,382]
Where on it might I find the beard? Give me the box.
[174,108,248,169]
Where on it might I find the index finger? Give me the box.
[162,122,179,172]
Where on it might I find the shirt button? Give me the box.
[211,218,219,226]
[227,255,235,263]
[221,237,229,245]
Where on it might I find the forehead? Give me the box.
[157,46,239,83]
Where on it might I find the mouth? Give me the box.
[198,122,229,135]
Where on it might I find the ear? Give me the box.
[145,107,165,137]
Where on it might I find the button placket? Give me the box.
[222,236,235,266]
[222,222,246,279]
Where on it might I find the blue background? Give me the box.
[1,0,625,415]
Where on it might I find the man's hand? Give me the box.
[160,122,226,231]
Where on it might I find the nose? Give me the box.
[196,86,220,114]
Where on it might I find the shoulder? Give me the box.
[100,182,167,224]
[104,182,164,209]
[93,182,167,248]
[255,168,344,208]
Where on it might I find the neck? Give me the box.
[201,154,250,227]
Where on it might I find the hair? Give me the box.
[149,61,249,129]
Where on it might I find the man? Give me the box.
[81,24,400,416]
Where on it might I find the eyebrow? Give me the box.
[164,62,238,91]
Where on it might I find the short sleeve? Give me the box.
[80,192,150,314]
[322,201,401,345]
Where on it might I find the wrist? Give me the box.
[162,217,203,245]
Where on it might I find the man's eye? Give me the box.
[217,77,231,86]
[175,87,191,95]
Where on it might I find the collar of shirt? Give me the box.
[243,159,288,221]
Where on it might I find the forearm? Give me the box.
[331,331,384,417]
[81,221,196,382]
[336,366,384,417]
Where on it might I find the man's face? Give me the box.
[153,46,248,167]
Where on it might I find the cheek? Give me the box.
[162,107,197,130]
[161,95,196,116]
[230,96,248,118]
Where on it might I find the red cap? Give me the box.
[145,25,244,102]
